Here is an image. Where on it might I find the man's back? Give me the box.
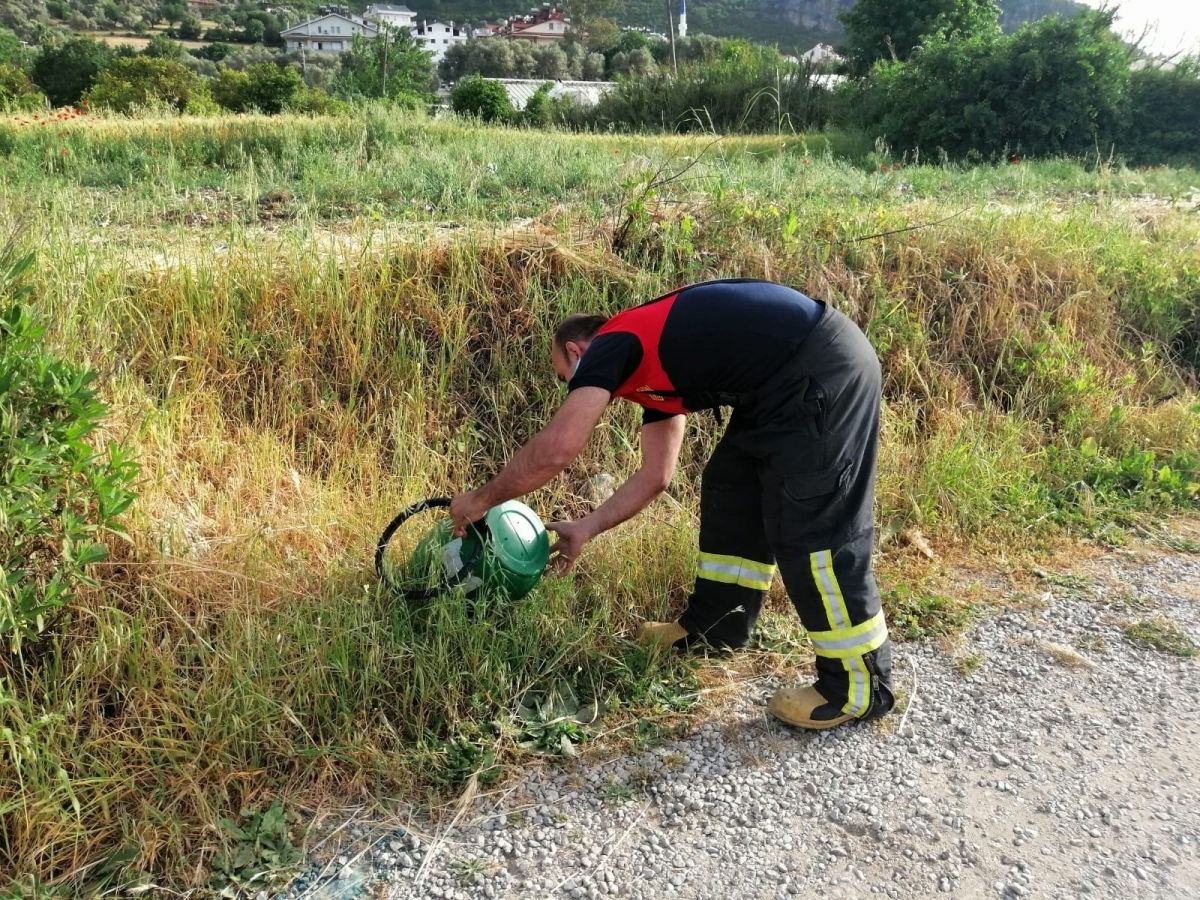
[569,279,825,418]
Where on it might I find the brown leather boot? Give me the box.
[636,620,689,651]
[768,685,856,730]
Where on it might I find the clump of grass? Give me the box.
[953,652,986,677]
[1123,618,1198,658]
[883,585,974,641]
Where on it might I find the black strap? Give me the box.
[375,497,486,599]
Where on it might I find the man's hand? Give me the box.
[450,490,490,537]
[547,520,595,572]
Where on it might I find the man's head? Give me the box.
[552,314,607,383]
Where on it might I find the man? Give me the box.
[450,278,894,730]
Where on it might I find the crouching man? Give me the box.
[450,279,894,730]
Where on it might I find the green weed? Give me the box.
[1123,618,1198,658]
[883,586,974,641]
[953,652,986,677]
[210,801,300,897]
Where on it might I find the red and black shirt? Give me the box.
[568,279,825,423]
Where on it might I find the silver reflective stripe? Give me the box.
[812,550,848,629]
[810,619,888,653]
[698,559,743,578]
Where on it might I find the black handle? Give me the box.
[375,497,486,599]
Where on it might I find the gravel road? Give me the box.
[287,537,1199,900]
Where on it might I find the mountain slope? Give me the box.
[415,0,1088,50]
[1,0,1088,51]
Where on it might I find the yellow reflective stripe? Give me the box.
[809,549,872,717]
[698,552,775,579]
[845,656,869,717]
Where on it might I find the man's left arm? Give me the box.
[548,414,687,570]
[450,386,611,535]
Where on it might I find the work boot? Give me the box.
[636,620,690,651]
[769,682,895,731]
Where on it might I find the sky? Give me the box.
[1078,1,1200,56]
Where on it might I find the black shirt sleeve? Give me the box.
[642,408,681,425]
[568,332,643,394]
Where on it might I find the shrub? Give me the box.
[286,85,351,116]
[0,26,28,68]
[211,61,302,113]
[0,251,137,655]
[450,74,513,123]
[0,63,45,111]
[521,82,555,127]
[850,10,1131,159]
[1126,60,1200,165]
[85,56,206,113]
[31,36,113,106]
[587,40,830,134]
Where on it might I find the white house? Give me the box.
[502,7,569,42]
[800,43,844,68]
[365,4,416,30]
[411,20,469,63]
[281,12,377,53]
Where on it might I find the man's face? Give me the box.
[553,340,588,385]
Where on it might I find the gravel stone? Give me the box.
[279,545,1200,900]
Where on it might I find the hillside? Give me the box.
[2,0,1088,51]
[415,0,1088,51]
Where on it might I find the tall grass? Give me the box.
[0,110,1197,890]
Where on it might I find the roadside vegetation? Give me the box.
[1,111,1197,891]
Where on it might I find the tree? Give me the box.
[32,37,113,106]
[0,63,45,109]
[1126,58,1200,164]
[508,40,537,78]
[158,0,188,25]
[85,56,206,112]
[531,43,568,79]
[564,0,617,27]
[839,0,1001,76]
[142,34,186,60]
[450,74,513,122]
[582,17,620,54]
[626,46,656,76]
[241,19,266,45]
[174,16,203,40]
[850,10,1130,158]
[333,32,433,101]
[581,51,605,81]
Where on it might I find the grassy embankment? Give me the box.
[1,111,1198,891]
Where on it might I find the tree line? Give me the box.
[2,0,1198,166]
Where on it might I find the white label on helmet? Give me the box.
[441,538,465,578]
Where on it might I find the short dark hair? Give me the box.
[553,314,608,350]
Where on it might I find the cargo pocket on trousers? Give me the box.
[779,461,852,552]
